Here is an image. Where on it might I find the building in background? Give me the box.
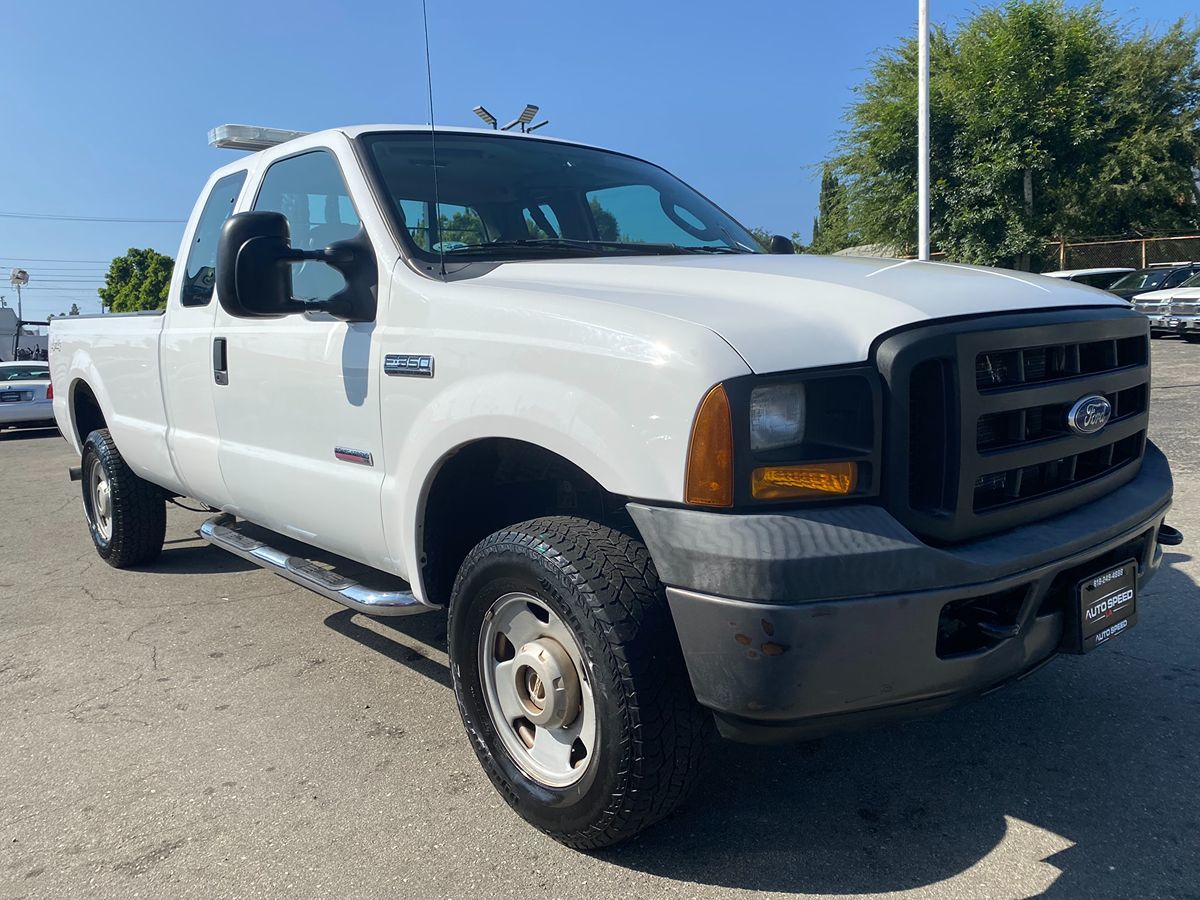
[0,308,48,361]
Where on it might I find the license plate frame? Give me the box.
[1065,559,1137,653]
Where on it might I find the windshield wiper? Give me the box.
[443,239,605,256]
[447,239,753,257]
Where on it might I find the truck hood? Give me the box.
[476,254,1124,373]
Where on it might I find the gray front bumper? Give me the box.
[628,442,1173,742]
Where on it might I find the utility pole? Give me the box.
[917,0,931,261]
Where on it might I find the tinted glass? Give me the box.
[254,150,361,302]
[398,199,489,251]
[1110,270,1168,291]
[361,132,762,263]
[183,170,246,307]
[1163,268,1196,288]
[0,365,49,381]
[1074,272,1123,288]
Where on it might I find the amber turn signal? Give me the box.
[685,384,734,507]
[751,462,856,501]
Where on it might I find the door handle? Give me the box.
[213,337,228,385]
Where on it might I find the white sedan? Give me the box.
[0,361,55,429]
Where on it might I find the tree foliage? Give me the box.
[826,1,1200,266]
[98,248,174,312]
[810,164,851,254]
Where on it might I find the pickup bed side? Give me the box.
[51,311,183,495]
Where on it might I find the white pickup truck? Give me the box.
[51,123,1178,849]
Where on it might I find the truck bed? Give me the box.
[49,310,181,493]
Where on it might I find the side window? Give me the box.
[1163,269,1193,289]
[254,150,361,302]
[182,170,246,307]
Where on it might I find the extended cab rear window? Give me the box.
[182,170,247,307]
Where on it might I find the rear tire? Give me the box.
[81,429,166,568]
[448,516,708,850]
[1183,334,1200,344]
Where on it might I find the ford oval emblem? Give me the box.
[1066,394,1112,436]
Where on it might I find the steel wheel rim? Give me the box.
[87,456,112,541]
[479,592,597,788]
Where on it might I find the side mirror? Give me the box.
[769,234,796,255]
[216,211,376,321]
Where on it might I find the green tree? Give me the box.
[68,303,80,316]
[746,227,806,253]
[810,164,851,253]
[438,209,487,246]
[828,1,1200,267]
[99,248,174,312]
[589,198,621,242]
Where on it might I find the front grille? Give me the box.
[878,309,1151,543]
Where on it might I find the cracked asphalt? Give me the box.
[2,338,1199,899]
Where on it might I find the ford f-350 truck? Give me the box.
[51,123,1178,849]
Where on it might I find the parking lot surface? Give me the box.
[1,339,1198,900]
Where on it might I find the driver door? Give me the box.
[210,147,391,567]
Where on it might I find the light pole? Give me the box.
[9,268,28,324]
[917,0,931,261]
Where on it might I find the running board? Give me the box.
[199,514,432,617]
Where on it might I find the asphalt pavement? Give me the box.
[1,339,1198,899]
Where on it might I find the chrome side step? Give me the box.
[199,514,433,617]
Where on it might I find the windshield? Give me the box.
[360,132,763,263]
[1110,270,1169,291]
[0,365,49,382]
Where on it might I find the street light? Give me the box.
[473,105,497,129]
[501,104,540,133]
[9,268,28,324]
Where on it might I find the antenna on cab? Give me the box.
[421,0,446,279]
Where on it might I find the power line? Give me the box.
[0,211,185,224]
[0,256,111,263]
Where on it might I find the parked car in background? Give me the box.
[0,361,54,429]
[1043,267,1132,289]
[1109,262,1200,302]
[1132,271,1200,337]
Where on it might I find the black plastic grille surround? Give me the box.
[876,308,1151,543]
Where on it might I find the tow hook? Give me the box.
[1158,524,1184,547]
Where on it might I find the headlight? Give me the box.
[749,383,805,451]
[684,367,880,508]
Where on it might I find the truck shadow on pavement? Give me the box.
[313,553,1198,896]
[0,426,61,442]
[324,608,452,690]
[136,542,261,575]
[599,552,1200,897]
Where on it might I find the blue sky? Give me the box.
[2,0,1195,319]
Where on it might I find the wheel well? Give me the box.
[420,439,633,607]
[71,382,106,446]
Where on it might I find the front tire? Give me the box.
[81,429,166,568]
[448,516,708,850]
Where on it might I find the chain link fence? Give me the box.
[1036,235,1200,272]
